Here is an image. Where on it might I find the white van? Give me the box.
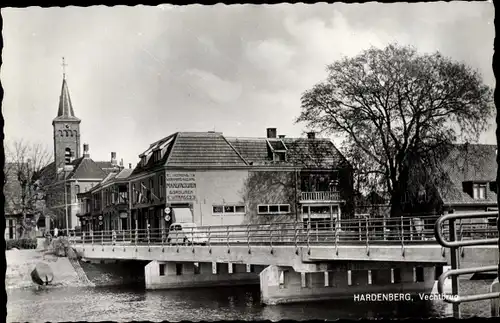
[167,222,208,245]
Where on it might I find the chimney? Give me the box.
[111,152,117,166]
[129,163,132,169]
[278,135,286,139]
[119,158,124,167]
[83,144,90,158]
[307,132,316,139]
[266,128,277,139]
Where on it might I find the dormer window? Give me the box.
[473,183,487,200]
[267,139,288,162]
[274,151,287,162]
[153,149,162,163]
[140,155,147,167]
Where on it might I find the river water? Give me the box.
[7,279,495,322]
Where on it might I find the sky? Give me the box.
[1,2,495,167]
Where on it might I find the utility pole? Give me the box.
[64,171,69,236]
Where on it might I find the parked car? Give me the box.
[167,223,208,245]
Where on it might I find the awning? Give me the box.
[173,208,193,223]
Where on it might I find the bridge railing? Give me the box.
[69,213,498,248]
[434,211,500,318]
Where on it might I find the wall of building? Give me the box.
[192,169,249,226]
[241,170,298,225]
[69,180,99,229]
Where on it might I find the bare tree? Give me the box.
[297,43,494,218]
[4,140,52,237]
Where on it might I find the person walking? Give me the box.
[54,227,59,238]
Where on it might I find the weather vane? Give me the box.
[62,57,67,79]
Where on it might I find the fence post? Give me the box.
[494,213,500,316]
[247,224,251,254]
[306,223,311,255]
[208,226,212,253]
[383,218,387,241]
[365,217,370,256]
[400,216,404,242]
[270,224,274,250]
[358,219,362,241]
[335,220,339,255]
[449,218,461,318]
[410,218,414,241]
[294,221,299,255]
[401,216,405,256]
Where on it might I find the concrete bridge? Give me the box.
[71,214,499,305]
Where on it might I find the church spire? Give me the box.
[55,57,79,120]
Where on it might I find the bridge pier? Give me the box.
[144,261,260,290]
[259,264,437,306]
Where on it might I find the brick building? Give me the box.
[38,75,123,233]
[78,128,354,233]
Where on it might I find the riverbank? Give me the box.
[6,249,89,290]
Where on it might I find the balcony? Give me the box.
[300,191,341,203]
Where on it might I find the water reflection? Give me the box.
[7,280,493,322]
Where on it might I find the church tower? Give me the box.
[52,58,81,172]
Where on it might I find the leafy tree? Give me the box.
[296,43,494,218]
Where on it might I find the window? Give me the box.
[64,148,72,164]
[149,178,154,199]
[257,204,291,215]
[212,205,246,215]
[153,150,162,162]
[473,183,487,199]
[159,175,164,199]
[274,152,287,162]
[176,263,183,276]
[111,187,116,204]
[141,156,147,167]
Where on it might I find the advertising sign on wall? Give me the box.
[166,172,197,203]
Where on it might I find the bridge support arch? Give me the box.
[259,264,437,306]
[144,261,261,290]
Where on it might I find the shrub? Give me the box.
[6,238,38,250]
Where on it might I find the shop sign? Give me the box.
[166,172,197,203]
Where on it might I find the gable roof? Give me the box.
[131,131,351,175]
[166,132,248,168]
[66,157,108,180]
[437,144,497,205]
[226,137,351,169]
